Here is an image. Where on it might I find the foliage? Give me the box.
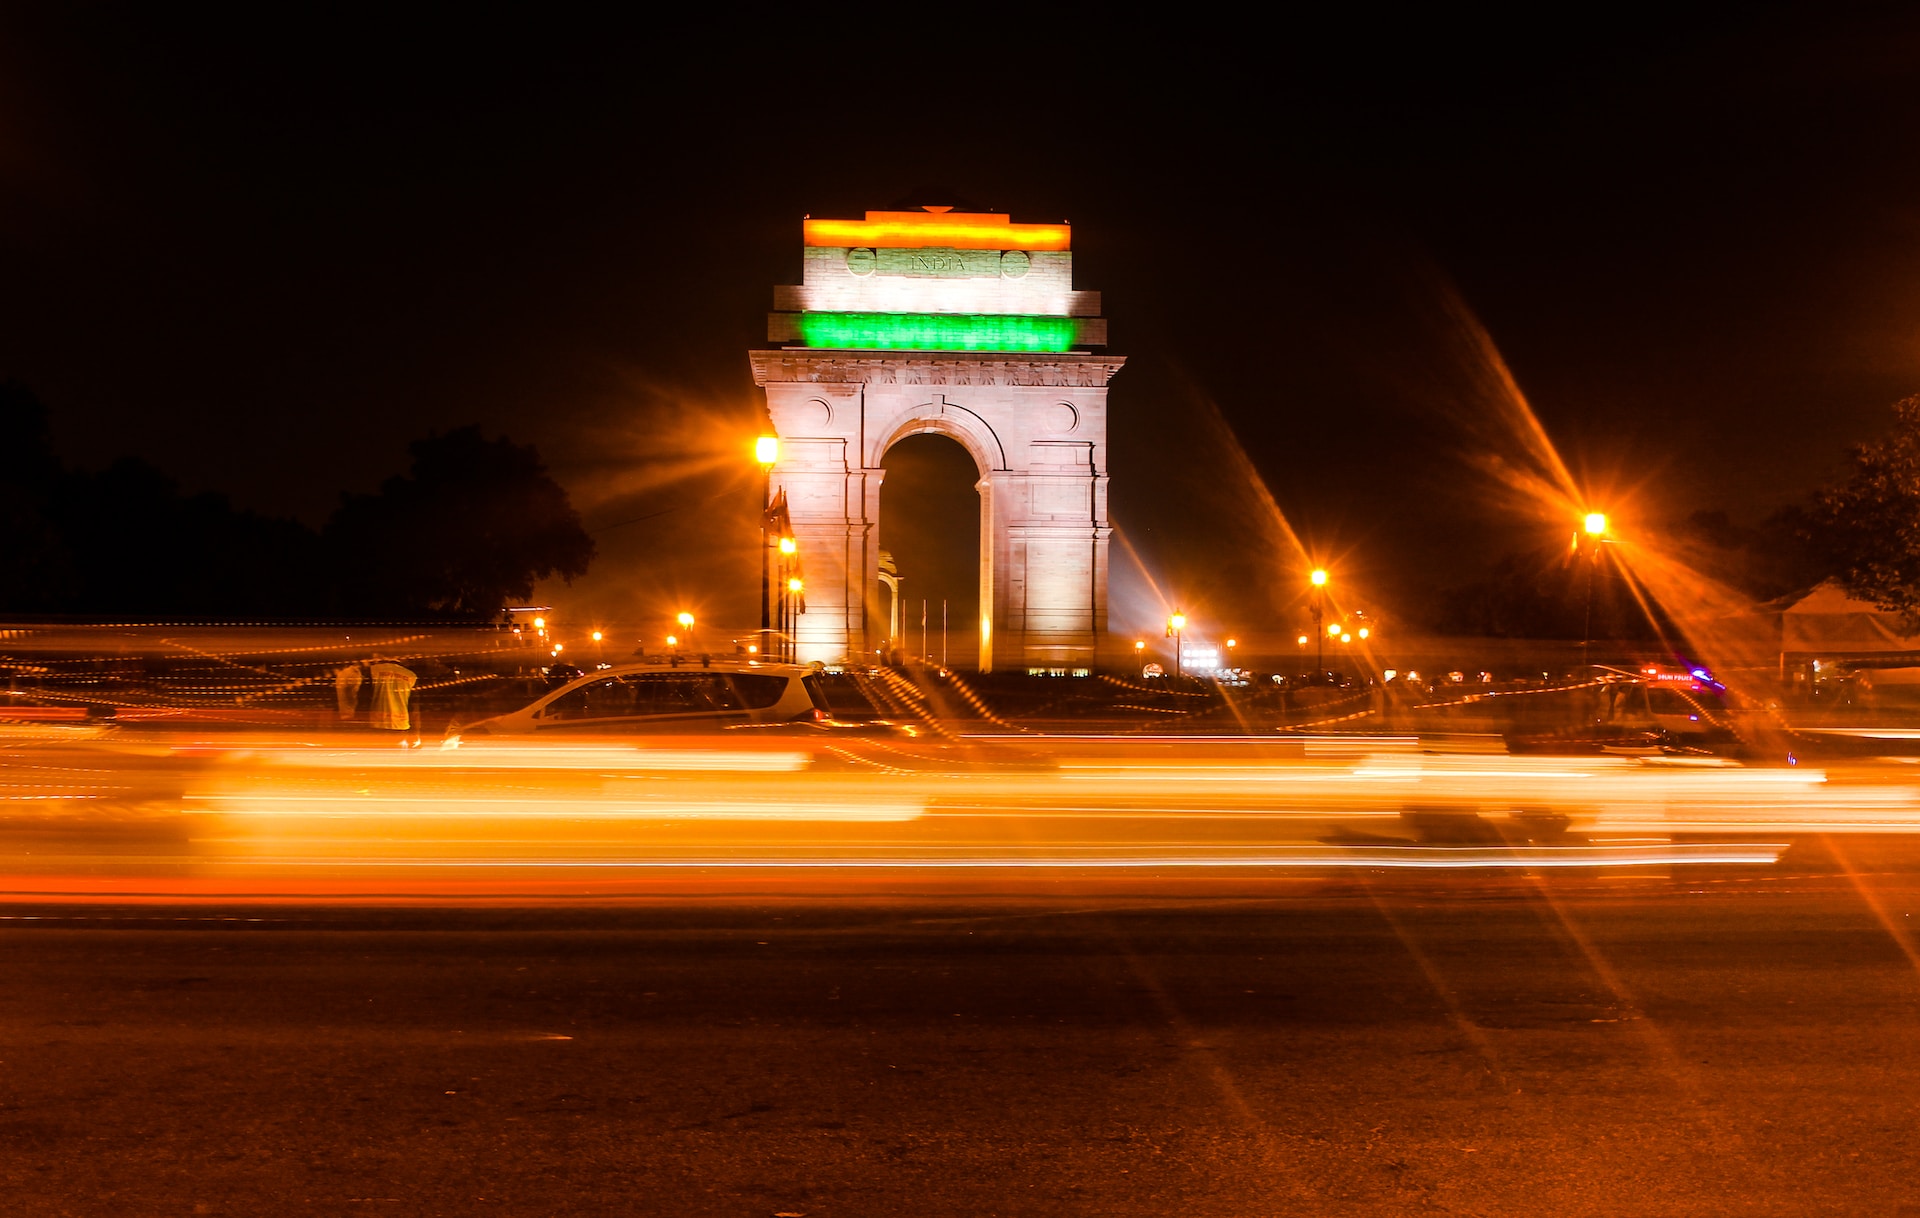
[49,459,328,616]
[1812,394,1920,630]
[0,382,71,610]
[324,426,594,620]
[1670,506,1826,604]
[1433,543,1652,639]
[0,386,593,619]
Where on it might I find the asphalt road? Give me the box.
[6,849,1920,1216]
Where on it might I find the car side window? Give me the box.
[544,677,633,721]
[728,674,791,710]
[623,674,745,715]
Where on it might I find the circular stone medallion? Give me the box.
[1000,249,1031,278]
[1045,402,1079,434]
[846,247,877,276]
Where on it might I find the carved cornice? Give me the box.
[750,349,1126,389]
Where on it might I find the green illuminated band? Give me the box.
[795,311,1082,352]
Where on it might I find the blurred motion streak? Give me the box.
[6,722,1920,900]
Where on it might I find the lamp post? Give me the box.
[1578,512,1608,669]
[786,577,804,662]
[756,435,778,659]
[1166,611,1187,679]
[778,535,797,663]
[1309,569,1328,674]
[1134,640,1145,672]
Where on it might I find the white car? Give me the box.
[455,660,829,736]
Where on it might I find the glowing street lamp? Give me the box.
[757,436,779,656]
[677,611,695,629]
[590,630,603,643]
[1166,611,1187,679]
[1308,569,1329,673]
[1577,510,1611,667]
[778,536,797,556]
[1357,627,1370,640]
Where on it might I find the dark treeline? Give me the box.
[1431,508,1825,640]
[1429,394,1920,639]
[0,381,593,620]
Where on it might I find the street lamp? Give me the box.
[756,435,778,658]
[1577,511,1609,668]
[1166,611,1187,679]
[770,535,799,661]
[1308,569,1328,674]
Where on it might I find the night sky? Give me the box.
[5,8,1919,637]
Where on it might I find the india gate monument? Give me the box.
[751,207,1123,672]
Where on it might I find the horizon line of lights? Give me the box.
[804,212,1070,251]
[794,311,1083,352]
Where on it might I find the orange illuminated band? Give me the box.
[804,211,1070,252]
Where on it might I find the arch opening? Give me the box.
[880,432,983,669]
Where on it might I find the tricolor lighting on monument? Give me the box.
[794,312,1080,353]
[753,206,1123,672]
[769,207,1107,353]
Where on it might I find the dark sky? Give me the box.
[5,8,1920,634]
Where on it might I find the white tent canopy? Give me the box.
[1782,581,1920,656]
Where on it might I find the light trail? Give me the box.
[5,727,1920,899]
[168,844,1789,869]
[187,795,920,821]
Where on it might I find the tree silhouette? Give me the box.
[1813,394,1920,629]
[325,426,594,619]
[0,381,71,610]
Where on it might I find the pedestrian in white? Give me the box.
[367,659,417,732]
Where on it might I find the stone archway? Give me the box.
[877,411,996,670]
[750,352,1123,671]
